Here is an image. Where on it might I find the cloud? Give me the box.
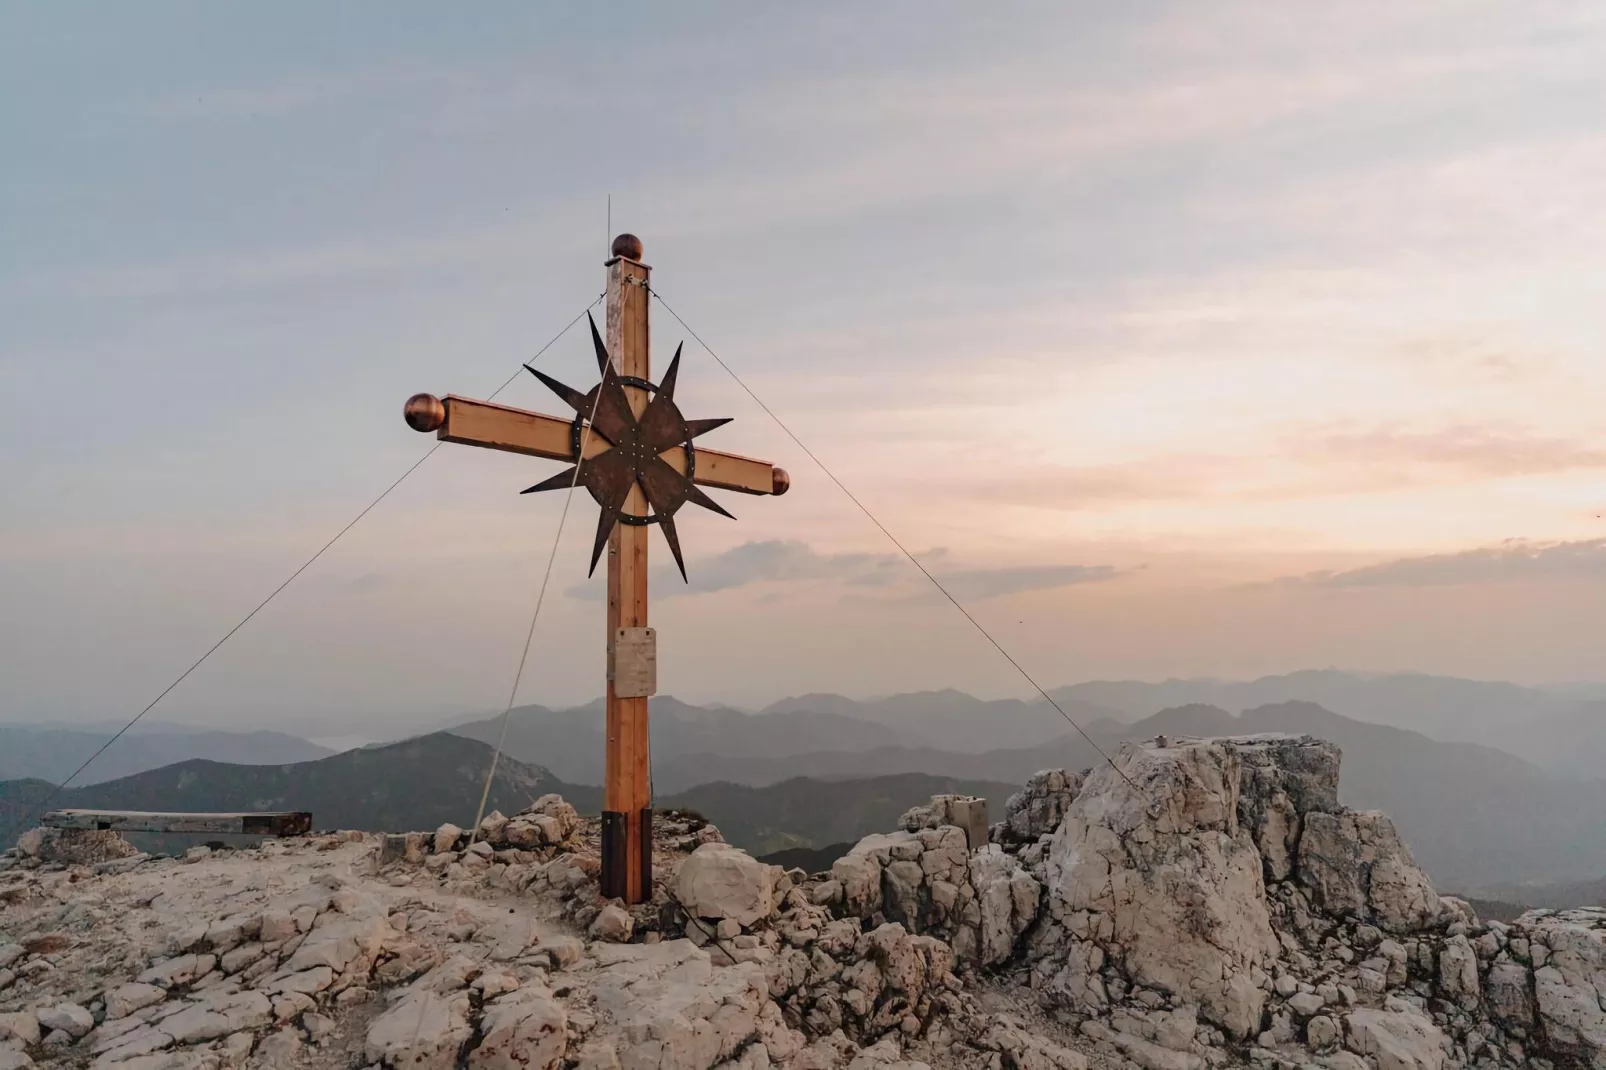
[1276,538,1606,588]
[924,563,1120,600]
[564,539,1120,602]
[963,421,1606,516]
[1297,425,1606,479]
[679,540,904,595]
[564,539,901,601]
[344,572,389,593]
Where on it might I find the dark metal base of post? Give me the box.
[639,807,653,896]
[600,808,655,904]
[600,810,627,901]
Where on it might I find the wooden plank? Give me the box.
[42,810,312,837]
[605,252,654,906]
[438,396,578,461]
[437,397,782,496]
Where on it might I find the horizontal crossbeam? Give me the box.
[437,395,788,496]
[41,809,313,836]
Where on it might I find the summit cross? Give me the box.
[403,234,790,903]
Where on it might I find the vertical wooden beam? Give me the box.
[604,240,652,904]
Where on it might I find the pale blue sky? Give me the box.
[4,3,1605,731]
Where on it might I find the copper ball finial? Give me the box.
[611,233,644,261]
[404,393,446,433]
[772,467,791,496]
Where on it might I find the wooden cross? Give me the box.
[402,234,789,904]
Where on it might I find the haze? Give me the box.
[3,4,1604,735]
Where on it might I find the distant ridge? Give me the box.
[0,736,1015,862]
[0,724,333,787]
[0,732,596,846]
[1048,670,1568,759]
[639,701,1606,891]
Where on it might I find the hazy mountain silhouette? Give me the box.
[641,701,1606,891]
[0,735,1009,862]
[759,689,1120,753]
[1519,700,1606,777]
[443,672,1606,778]
[0,733,593,847]
[0,724,333,787]
[450,696,910,784]
[1048,671,1568,761]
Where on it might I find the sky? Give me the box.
[2,3,1605,734]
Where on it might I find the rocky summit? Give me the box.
[1,737,1601,1070]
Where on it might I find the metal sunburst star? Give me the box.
[519,313,734,580]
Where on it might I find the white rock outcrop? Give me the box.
[675,842,780,928]
[1043,738,1279,1039]
[1299,810,1442,934]
[1346,1004,1449,1070]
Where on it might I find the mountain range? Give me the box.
[449,697,912,787]
[10,670,1606,897]
[0,733,593,848]
[0,733,1011,864]
[454,696,1606,892]
[453,671,1602,781]
[0,723,334,786]
[1047,671,1586,770]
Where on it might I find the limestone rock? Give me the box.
[0,1012,40,1048]
[138,953,216,988]
[968,847,1041,967]
[588,940,769,1069]
[844,1035,933,1070]
[541,933,585,969]
[674,843,777,927]
[832,849,885,917]
[14,828,44,858]
[1298,810,1440,933]
[258,909,296,944]
[591,903,634,943]
[1081,1020,1202,1070]
[366,987,473,1069]
[36,1002,93,1039]
[469,987,568,1069]
[1002,769,1084,844]
[257,1028,304,1064]
[985,1015,1089,1069]
[478,809,509,844]
[1436,934,1479,1007]
[1288,991,1326,1018]
[107,982,168,1020]
[282,914,390,975]
[17,827,139,866]
[1308,1014,1340,1049]
[1526,908,1606,1065]
[433,823,463,855]
[518,795,581,843]
[1232,733,1341,818]
[1484,959,1535,1028]
[1345,1005,1448,1070]
[573,1038,623,1070]
[160,989,273,1043]
[1044,739,1278,1039]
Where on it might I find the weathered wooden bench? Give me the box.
[40,809,313,837]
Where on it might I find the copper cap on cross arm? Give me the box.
[404,393,446,433]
